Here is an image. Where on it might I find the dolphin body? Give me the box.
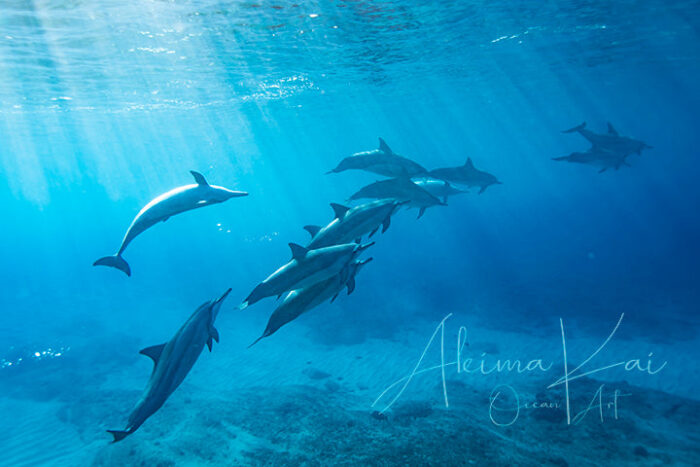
[552,147,631,173]
[107,289,231,442]
[562,122,652,156]
[242,242,374,308]
[412,177,468,203]
[94,171,248,276]
[327,138,427,178]
[304,199,404,250]
[249,258,372,347]
[349,177,445,219]
[428,158,502,194]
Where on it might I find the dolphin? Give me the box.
[552,147,631,173]
[349,177,446,219]
[428,158,502,194]
[242,242,374,308]
[326,138,427,178]
[107,288,231,442]
[94,171,248,276]
[305,199,404,250]
[562,122,652,156]
[249,258,372,347]
[412,177,468,203]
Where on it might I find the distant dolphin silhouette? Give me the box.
[553,147,631,173]
[93,171,248,276]
[562,122,652,156]
[107,288,231,442]
[327,138,427,178]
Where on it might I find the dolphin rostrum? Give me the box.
[428,158,502,194]
[305,199,404,250]
[327,138,427,178]
[412,177,468,203]
[249,258,372,347]
[562,122,652,156]
[349,177,445,219]
[94,171,248,276]
[107,288,231,442]
[552,147,631,173]
[242,242,374,308]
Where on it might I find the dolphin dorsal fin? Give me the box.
[378,137,393,154]
[303,225,321,237]
[330,203,350,219]
[464,158,475,169]
[289,243,308,260]
[190,171,209,185]
[139,343,166,366]
[607,123,619,136]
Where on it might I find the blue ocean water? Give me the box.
[1,1,699,465]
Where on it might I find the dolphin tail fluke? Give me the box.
[93,255,131,277]
[562,122,586,133]
[107,430,131,443]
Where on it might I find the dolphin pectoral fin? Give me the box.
[378,137,393,154]
[190,171,209,185]
[607,122,619,136]
[417,207,426,219]
[289,243,308,260]
[330,203,350,219]
[303,225,321,238]
[330,293,339,303]
[369,227,378,237]
[209,326,220,343]
[478,186,487,194]
[443,196,448,204]
[107,429,131,443]
[347,277,356,295]
[162,216,170,222]
[93,254,131,277]
[562,122,586,133]
[139,343,166,366]
[207,337,213,352]
[382,215,391,233]
[599,167,608,173]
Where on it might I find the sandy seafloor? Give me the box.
[1,298,698,467]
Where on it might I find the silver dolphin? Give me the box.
[552,147,631,173]
[562,122,652,156]
[327,138,427,178]
[249,258,372,347]
[242,242,374,308]
[94,171,248,276]
[348,177,446,219]
[428,158,502,194]
[304,199,405,250]
[107,288,231,442]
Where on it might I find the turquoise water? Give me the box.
[1,1,699,465]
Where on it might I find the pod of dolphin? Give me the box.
[96,127,650,442]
